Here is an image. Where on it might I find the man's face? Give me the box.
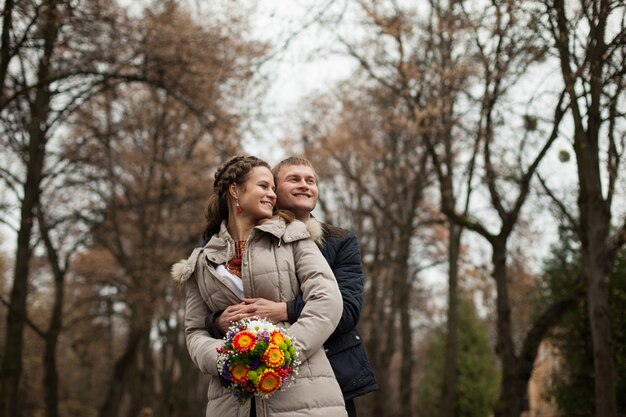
[274,164,319,220]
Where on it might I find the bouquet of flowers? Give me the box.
[216,318,300,403]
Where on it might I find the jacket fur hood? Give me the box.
[171,247,202,284]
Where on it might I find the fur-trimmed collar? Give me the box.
[171,217,324,283]
[305,217,324,247]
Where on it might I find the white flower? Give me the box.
[246,318,276,334]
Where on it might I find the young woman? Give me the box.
[172,155,347,417]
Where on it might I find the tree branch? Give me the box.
[507,90,568,229]
[537,173,578,232]
[0,294,46,338]
[518,280,584,382]
[608,217,626,264]
[443,209,496,244]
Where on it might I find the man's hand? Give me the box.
[215,299,288,334]
[241,298,288,324]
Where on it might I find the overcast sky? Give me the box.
[242,0,357,163]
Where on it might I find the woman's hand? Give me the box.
[241,298,288,324]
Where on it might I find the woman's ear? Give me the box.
[228,183,239,200]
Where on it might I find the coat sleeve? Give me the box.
[286,238,342,361]
[328,232,364,336]
[286,232,364,337]
[184,273,223,376]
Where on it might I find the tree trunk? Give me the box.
[398,231,413,417]
[365,219,397,417]
[491,241,525,417]
[38,210,67,417]
[490,237,579,417]
[440,222,461,417]
[585,257,616,417]
[99,327,146,417]
[43,288,63,417]
[0,173,39,417]
[551,0,618,412]
[576,132,616,417]
[157,318,179,416]
[372,259,397,416]
[0,2,59,413]
[127,331,155,417]
[0,2,60,415]
[100,284,156,417]
[0,0,15,103]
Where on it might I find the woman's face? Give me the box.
[236,166,276,222]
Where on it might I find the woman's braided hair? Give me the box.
[203,155,271,240]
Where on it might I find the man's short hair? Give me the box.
[272,156,319,182]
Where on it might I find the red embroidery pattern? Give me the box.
[226,241,246,278]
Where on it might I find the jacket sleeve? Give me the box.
[184,273,223,376]
[204,309,225,338]
[286,296,304,324]
[286,232,364,335]
[329,232,364,336]
[286,238,342,361]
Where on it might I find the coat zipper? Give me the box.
[245,231,255,298]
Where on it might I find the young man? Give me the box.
[207,157,378,416]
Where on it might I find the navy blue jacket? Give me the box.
[287,223,378,401]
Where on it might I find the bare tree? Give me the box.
[36,210,75,417]
[418,3,478,415]
[296,76,439,417]
[75,90,218,417]
[545,1,626,416]
[62,9,267,406]
[312,1,584,416]
[0,3,64,414]
[0,1,269,416]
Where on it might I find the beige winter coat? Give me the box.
[173,217,347,417]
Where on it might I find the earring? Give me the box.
[236,199,243,214]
